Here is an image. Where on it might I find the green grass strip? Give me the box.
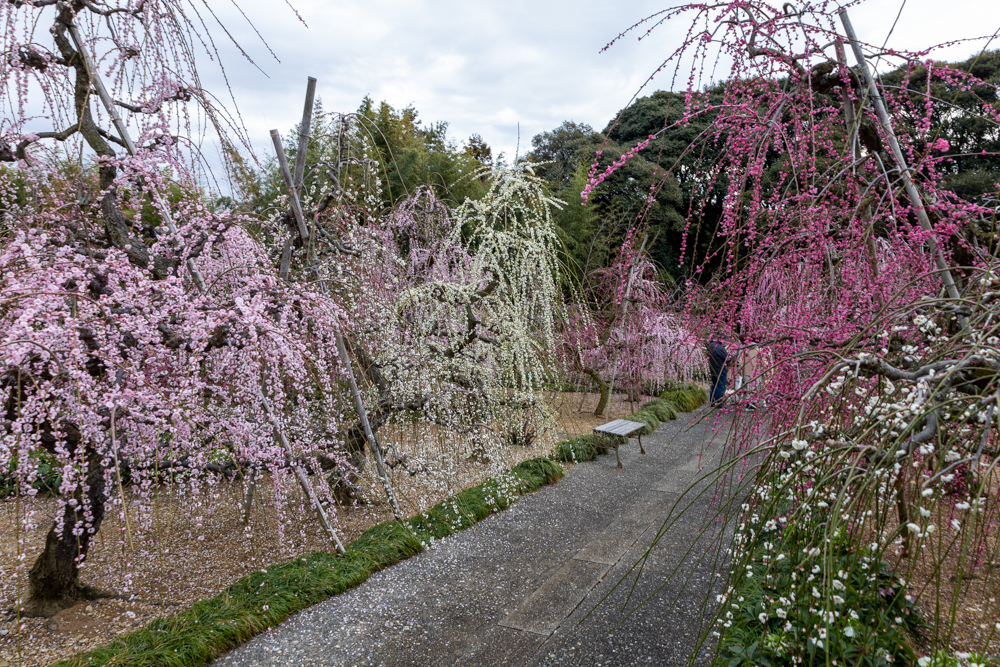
[53,457,564,667]
[550,387,707,463]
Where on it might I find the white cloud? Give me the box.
[192,0,996,181]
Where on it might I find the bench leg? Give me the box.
[638,434,645,455]
[615,444,622,469]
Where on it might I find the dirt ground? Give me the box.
[0,391,649,667]
[896,462,1000,660]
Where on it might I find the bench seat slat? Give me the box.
[592,419,646,437]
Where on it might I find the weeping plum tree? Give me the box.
[589,0,1000,661]
[299,131,567,470]
[562,231,697,416]
[0,0,355,617]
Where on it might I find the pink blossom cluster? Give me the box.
[580,136,653,205]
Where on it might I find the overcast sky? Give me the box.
[199,0,998,172]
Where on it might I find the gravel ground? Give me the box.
[215,408,733,667]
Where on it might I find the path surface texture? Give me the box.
[216,409,732,667]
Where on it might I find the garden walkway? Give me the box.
[215,409,732,667]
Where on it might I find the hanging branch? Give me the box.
[259,385,345,552]
[66,19,207,291]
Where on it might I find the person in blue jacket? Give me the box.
[706,337,730,406]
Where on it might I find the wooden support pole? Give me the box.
[259,386,346,552]
[270,129,311,242]
[67,22,207,291]
[335,332,403,521]
[279,237,293,282]
[242,470,256,525]
[839,9,961,302]
[834,38,859,162]
[293,77,317,196]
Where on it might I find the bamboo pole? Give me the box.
[293,77,318,195]
[839,9,961,302]
[259,386,345,552]
[67,22,207,291]
[270,130,310,242]
[242,470,256,525]
[279,238,293,282]
[272,79,403,520]
[335,333,403,521]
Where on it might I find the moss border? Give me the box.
[52,457,563,667]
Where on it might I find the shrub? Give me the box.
[630,409,659,435]
[660,384,707,412]
[643,400,678,422]
[714,508,922,667]
[552,435,599,462]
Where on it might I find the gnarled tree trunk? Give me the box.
[23,448,107,617]
[581,367,610,417]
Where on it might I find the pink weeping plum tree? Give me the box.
[563,229,698,416]
[588,0,1000,658]
[0,0,353,617]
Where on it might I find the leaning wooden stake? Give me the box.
[839,9,961,302]
[242,471,256,525]
[259,386,346,552]
[335,333,404,521]
[270,130,311,243]
[272,77,403,520]
[293,77,318,195]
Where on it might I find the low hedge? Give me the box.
[551,434,602,463]
[660,382,707,412]
[550,386,707,463]
[53,457,564,667]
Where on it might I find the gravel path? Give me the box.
[215,409,732,667]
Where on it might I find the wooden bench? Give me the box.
[592,419,647,469]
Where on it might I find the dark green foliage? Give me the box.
[623,390,703,436]
[714,512,922,667]
[526,122,607,284]
[629,409,660,436]
[881,49,1000,203]
[529,89,728,285]
[52,458,562,667]
[660,383,707,412]
[354,97,489,207]
[1,450,63,498]
[643,399,678,422]
[551,434,600,463]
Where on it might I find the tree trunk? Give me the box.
[581,368,609,418]
[23,448,107,617]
